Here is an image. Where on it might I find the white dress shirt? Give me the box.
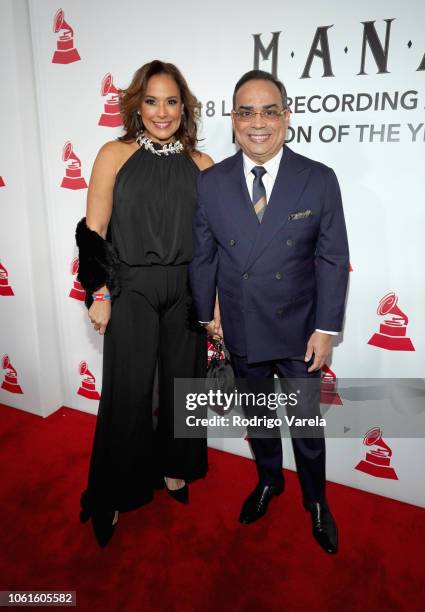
[242,148,283,202]
[203,147,338,336]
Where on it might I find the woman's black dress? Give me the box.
[81,142,208,513]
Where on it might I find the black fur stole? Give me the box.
[75,217,121,309]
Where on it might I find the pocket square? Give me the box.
[288,209,313,221]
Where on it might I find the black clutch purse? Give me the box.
[206,338,235,395]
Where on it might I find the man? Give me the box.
[189,70,349,554]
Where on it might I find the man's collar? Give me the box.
[242,147,284,179]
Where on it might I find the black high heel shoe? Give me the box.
[79,492,91,524]
[91,510,119,548]
[164,478,189,504]
[80,508,91,524]
[80,492,118,547]
[154,475,165,491]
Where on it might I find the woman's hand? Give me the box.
[88,300,111,335]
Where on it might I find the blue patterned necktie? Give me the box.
[251,166,267,222]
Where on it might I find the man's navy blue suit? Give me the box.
[189,145,349,499]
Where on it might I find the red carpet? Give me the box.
[0,403,424,612]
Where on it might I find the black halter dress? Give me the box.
[81,141,208,514]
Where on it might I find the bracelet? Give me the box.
[92,293,111,301]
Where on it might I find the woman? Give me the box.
[75,60,213,547]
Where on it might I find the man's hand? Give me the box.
[205,297,223,340]
[212,296,223,339]
[304,331,333,372]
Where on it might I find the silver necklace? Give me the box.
[136,131,183,156]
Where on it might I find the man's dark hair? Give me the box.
[232,70,288,110]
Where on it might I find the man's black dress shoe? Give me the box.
[304,500,338,554]
[239,482,284,524]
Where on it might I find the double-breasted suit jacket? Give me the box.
[189,145,349,363]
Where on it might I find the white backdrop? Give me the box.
[1,0,424,507]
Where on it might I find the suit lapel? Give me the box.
[244,146,311,270]
[222,150,260,241]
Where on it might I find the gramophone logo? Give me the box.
[1,355,23,394]
[0,176,5,187]
[52,9,81,64]
[61,142,87,190]
[77,361,100,400]
[98,73,123,127]
[69,257,85,301]
[320,364,342,405]
[0,262,14,296]
[368,292,415,351]
[355,427,398,480]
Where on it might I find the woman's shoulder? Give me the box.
[96,140,139,173]
[98,139,138,159]
[190,151,214,171]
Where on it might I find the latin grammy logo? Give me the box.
[320,364,342,405]
[77,361,100,400]
[0,262,14,296]
[61,142,87,190]
[98,73,123,127]
[368,292,415,351]
[52,8,81,64]
[355,426,398,480]
[69,257,85,301]
[0,176,5,187]
[1,355,23,394]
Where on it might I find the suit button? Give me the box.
[243,273,249,280]
[275,272,282,280]
[230,239,236,246]
[276,308,284,317]
[286,239,294,247]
